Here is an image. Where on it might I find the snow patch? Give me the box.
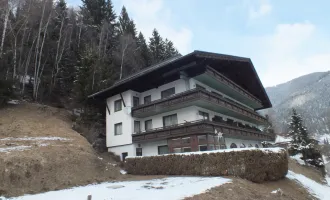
[275,135,292,143]
[120,170,127,175]
[7,100,20,105]
[1,177,231,200]
[287,170,330,200]
[271,188,283,195]
[0,145,31,153]
[0,137,71,141]
[291,154,306,165]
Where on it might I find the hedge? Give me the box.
[125,148,288,183]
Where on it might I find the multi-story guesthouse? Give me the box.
[89,51,274,160]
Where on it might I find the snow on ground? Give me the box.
[275,135,291,143]
[127,147,284,159]
[0,137,71,141]
[291,154,306,165]
[2,177,231,200]
[287,170,330,200]
[0,145,31,153]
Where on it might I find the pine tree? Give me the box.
[119,6,136,38]
[137,32,151,67]
[81,0,116,25]
[149,29,165,64]
[164,38,179,59]
[73,48,97,104]
[288,108,305,144]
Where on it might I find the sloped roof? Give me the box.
[88,50,272,109]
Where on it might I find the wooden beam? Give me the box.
[119,93,126,107]
[106,101,110,115]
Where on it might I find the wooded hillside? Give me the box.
[0,0,179,108]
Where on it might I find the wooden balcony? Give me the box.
[194,67,263,109]
[132,120,274,143]
[132,88,267,124]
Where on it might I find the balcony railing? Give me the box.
[132,119,274,142]
[132,88,267,124]
[205,67,263,106]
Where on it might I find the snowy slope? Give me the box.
[1,177,231,200]
[262,71,330,137]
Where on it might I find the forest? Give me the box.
[0,0,180,109]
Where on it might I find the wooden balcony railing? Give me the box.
[205,66,263,106]
[132,119,274,142]
[132,88,267,124]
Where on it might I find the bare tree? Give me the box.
[33,0,52,100]
[119,34,134,80]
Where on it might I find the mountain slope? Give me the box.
[263,71,330,136]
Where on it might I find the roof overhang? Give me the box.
[88,50,272,110]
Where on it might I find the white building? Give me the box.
[89,51,274,160]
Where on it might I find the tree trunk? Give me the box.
[0,7,9,58]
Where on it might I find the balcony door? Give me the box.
[163,114,178,127]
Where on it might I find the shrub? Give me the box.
[125,148,288,183]
[0,80,14,107]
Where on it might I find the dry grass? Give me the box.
[0,103,121,197]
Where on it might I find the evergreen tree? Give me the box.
[73,48,97,104]
[164,38,179,59]
[137,32,151,67]
[149,29,165,64]
[288,108,310,145]
[81,0,116,25]
[118,6,136,37]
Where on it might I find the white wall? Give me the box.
[106,90,136,147]
[225,138,262,148]
[140,79,187,103]
[137,140,168,156]
[189,78,254,110]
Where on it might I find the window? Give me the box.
[163,114,178,127]
[161,87,175,99]
[198,135,207,143]
[182,137,190,144]
[133,96,139,107]
[248,144,253,147]
[199,145,208,151]
[196,84,205,90]
[114,100,122,112]
[173,148,182,153]
[183,147,191,152]
[158,145,169,155]
[213,115,224,123]
[215,145,220,150]
[145,120,153,131]
[136,148,142,156]
[226,118,234,125]
[240,143,246,148]
[230,143,237,148]
[220,144,227,149]
[144,95,151,104]
[114,123,122,135]
[255,144,259,148]
[134,121,140,133]
[198,111,209,120]
[209,145,215,151]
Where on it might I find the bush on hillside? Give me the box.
[0,80,14,107]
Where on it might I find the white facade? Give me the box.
[106,77,263,160]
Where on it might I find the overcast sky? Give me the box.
[67,0,330,87]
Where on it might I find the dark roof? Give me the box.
[88,50,272,109]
